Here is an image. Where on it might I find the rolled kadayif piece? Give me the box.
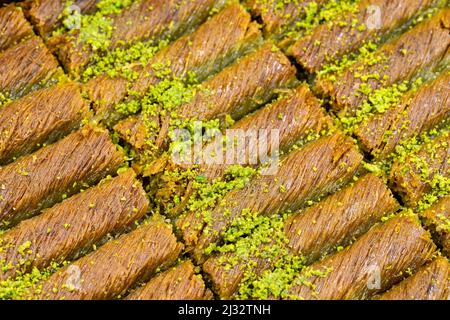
[0,83,91,165]
[317,8,450,116]
[87,2,262,120]
[288,0,435,73]
[355,71,450,159]
[203,173,399,299]
[0,169,148,281]
[0,125,124,226]
[379,256,449,300]
[127,260,213,300]
[420,195,450,257]
[35,216,183,300]
[114,43,298,161]
[178,132,363,264]
[48,0,229,75]
[389,127,450,208]
[0,37,62,101]
[0,4,34,52]
[285,215,436,300]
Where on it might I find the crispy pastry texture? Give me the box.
[49,0,228,75]
[0,169,148,280]
[178,132,363,263]
[289,0,434,73]
[0,83,91,165]
[204,173,399,298]
[389,129,450,207]
[286,215,436,300]
[0,37,61,99]
[317,9,450,115]
[0,125,124,225]
[36,217,183,300]
[0,4,34,52]
[127,260,213,300]
[355,72,450,158]
[421,195,450,257]
[379,257,449,300]
[87,3,262,119]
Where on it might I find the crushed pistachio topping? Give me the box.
[82,39,169,81]
[435,214,450,233]
[0,257,64,300]
[204,212,306,299]
[116,71,197,117]
[174,165,256,231]
[0,92,12,109]
[339,78,424,133]
[401,127,450,210]
[202,210,338,299]
[368,124,450,211]
[317,5,444,81]
[56,0,138,51]
[318,41,380,79]
[283,0,360,41]
[116,65,199,161]
[254,0,360,41]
